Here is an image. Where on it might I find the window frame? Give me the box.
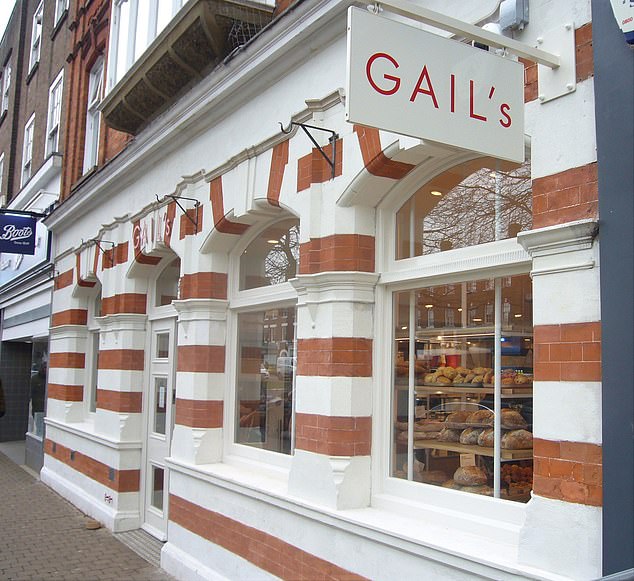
[0,152,5,205]
[372,150,532,524]
[86,290,102,415]
[46,69,64,156]
[54,0,69,25]
[83,58,104,173]
[21,114,35,187]
[225,218,300,470]
[29,1,44,72]
[2,62,11,114]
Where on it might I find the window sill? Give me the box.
[166,457,542,579]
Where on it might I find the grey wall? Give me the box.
[592,0,634,576]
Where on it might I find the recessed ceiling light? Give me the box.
[401,326,408,330]
[457,308,463,312]
[430,190,443,196]
[472,318,482,322]
[425,304,433,309]
[514,314,523,318]
[267,239,278,244]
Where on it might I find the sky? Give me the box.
[0,1,17,42]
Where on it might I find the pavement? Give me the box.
[0,450,175,581]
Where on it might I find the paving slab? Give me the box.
[0,451,174,581]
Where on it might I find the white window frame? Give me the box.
[2,62,11,114]
[22,114,35,187]
[54,0,69,25]
[83,58,104,173]
[225,220,299,471]
[86,291,102,415]
[29,2,44,72]
[46,70,64,156]
[372,149,532,530]
[0,152,5,203]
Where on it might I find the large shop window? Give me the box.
[390,157,533,502]
[235,219,299,455]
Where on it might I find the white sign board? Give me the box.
[346,7,525,164]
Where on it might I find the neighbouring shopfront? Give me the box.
[40,0,617,579]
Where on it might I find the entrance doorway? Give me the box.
[142,318,176,540]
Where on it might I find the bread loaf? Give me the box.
[438,427,462,442]
[500,409,528,429]
[445,410,471,424]
[465,409,494,425]
[501,429,533,449]
[477,428,495,447]
[459,427,484,445]
[454,466,488,486]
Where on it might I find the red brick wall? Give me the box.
[175,399,223,428]
[177,345,225,373]
[299,234,375,274]
[296,338,372,377]
[51,309,88,326]
[295,414,372,456]
[96,390,143,413]
[101,293,147,315]
[48,384,84,402]
[45,439,140,493]
[169,494,369,580]
[297,139,343,192]
[179,272,228,300]
[98,349,145,371]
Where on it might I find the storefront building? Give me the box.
[41,0,632,579]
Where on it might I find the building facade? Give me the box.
[0,0,71,472]
[41,0,633,579]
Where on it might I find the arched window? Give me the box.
[155,258,180,307]
[396,158,531,259]
[239,219,299,290]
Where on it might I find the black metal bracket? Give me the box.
[0,208,47,218]
[279,121,339,179]
[89,239,115,267]
[157,194,200,234]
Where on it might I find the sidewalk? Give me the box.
[0,451,174,581]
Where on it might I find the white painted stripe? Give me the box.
[295,376,373,417]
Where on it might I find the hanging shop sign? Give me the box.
[133,206,173,256]
[0,213,37,255]
[346,7,525,164]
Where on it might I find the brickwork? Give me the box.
[534,322,601,382]
[179,205,204,239]
[49,352,86,369]
[96,389,143,413]
[54,268,74,290]
[533,438,602,506]
[51,309,88,326]
[209,177,250,234]
[299,234,375,274]
[45,439,140,493]
[103,242,130,270]
[295,414,372,456]
[175,399,223,428]
[297,138,343,191]
[532,163,598,228]
[98,349,145,371]
[267,139,289,206]
[48,383,84,402]
[179,272,228,300]
[169,494,369,581]
[297,338,372,377]
[102,293,147,315]
[177,345,225,373]
[353,125,414,179]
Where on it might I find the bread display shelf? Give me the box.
[413,439,533,460]
[413,385,533,398]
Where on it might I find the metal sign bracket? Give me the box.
[280,121,339,179]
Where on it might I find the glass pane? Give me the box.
[239,219,299,290]
[153,377,168,434]
[396,158,531,259]
[155,258,180,306]
[236,308,296,454]
[29,341,48,438]
[151,466,164,510]
[392,275,533,502]
[156,333,169,359]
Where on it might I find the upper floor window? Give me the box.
[46,70,64,156]
[54,0,69,25]
[83,58,104,173]
[239,219,300,290]
[396,158,531,259]
[108,0,185,90]
[22,114,35,186]
[2,63,11,114]
[155,257,180,307]
[29,2,44,72]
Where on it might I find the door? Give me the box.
[142,318,177,540]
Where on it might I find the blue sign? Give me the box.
[0,213,37,255]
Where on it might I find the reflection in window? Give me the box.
[392,274,533,502]
[236,308,296,455]
[151,465,164,510]
[155,258,180,306]
[153,377,168,435]
[396,158,531,259]
[240,219,299,290]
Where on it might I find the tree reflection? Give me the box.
[264,224,299,284]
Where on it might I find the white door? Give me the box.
[142,318,177,540]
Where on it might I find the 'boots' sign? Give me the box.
[0,213,36,254]
[346,7,525,164]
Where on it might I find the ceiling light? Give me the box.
[472,318,482,322]
[401,326,408,330]
[267,239,278,244]
[425,304,433,309]
[457,308,463,312]
[430,190,443,196]
[514,314,523,318]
